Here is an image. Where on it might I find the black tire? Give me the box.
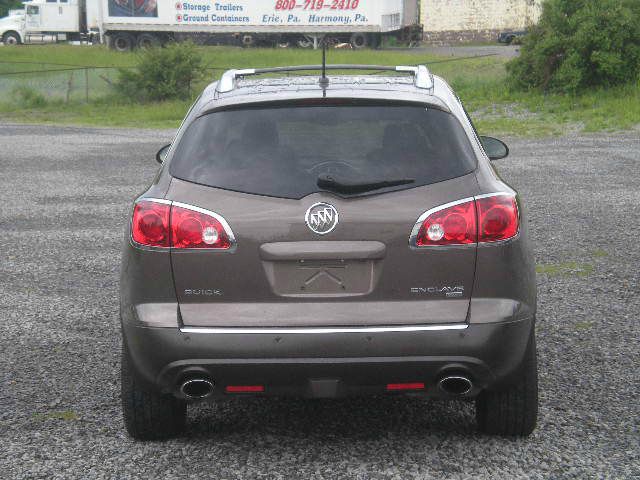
[110,32,134,52]
[350,32,368,49]
[121,341,186,441]
[241,34,254,47]
[2,31,21,46]
[475,329,538,436]
[297,36,313,48]
[137,33,160,49]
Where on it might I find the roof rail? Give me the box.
[216,64,433,94]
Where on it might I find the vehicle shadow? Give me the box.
[186,396,477,442]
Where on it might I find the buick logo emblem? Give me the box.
[305,203,339,235]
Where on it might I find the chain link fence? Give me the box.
[0,61,238,104]
[0,61,127,103]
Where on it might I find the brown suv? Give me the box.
[120,64,538,440]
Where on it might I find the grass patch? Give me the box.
[574,321,594,331]
[33,410,79,422]
[1,45,639,134]
[536,261,595,277]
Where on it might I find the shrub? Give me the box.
[0,1,23,18]
[12,86,47,108]
[507,0,640,93]
[115,41,204,102]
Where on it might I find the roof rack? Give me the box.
[216,65,433,94]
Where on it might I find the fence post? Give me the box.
[66,71,74,104]
[85,68,89,103]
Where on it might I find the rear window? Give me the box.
[169,104,477,199]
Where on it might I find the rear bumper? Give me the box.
[122,316,534,400]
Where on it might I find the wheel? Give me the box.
[110,32,134,52]
[475,327,538,436]
[2,31,21,46]
[121,341,186,440]
[241,34,254,47]
[350,32,368,49]
[296,36,313,48]
[369,33,382,49]
[137,33,160,49]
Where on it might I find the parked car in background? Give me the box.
[498,30,527,45]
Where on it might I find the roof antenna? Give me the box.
[319,37,329,90]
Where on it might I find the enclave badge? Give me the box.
[305,202,339,235]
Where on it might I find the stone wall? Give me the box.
[420,0,543,44]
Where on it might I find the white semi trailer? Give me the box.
[0,0,421,50]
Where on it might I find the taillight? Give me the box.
[411,193,519,248]
[171,203,232,250]
[131,199,234,250]
[131,200,171,247]
[414,198,477,247]
[476,194,519,242]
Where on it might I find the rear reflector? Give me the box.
[225,385,265,393]
[386,382,425,391]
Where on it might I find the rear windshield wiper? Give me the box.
[317,174,415,195]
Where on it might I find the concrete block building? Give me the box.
[421,0,543,44]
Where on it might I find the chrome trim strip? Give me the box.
[475,191,516,200]
[180,324,468,335]
[137,197,172,205]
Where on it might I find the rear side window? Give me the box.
[170,105,477,199]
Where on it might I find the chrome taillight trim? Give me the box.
[130,198,237,252]
[409,191,518,249]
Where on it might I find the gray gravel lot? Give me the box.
[0,124,639,479]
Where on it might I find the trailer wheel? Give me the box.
[111,32,134,52]
[137,33,160,49]
[241,35,254,47]
[2,31,21,46]
[350,32,368,49]
[296,36,313,48]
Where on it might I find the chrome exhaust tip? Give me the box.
[438,375,473,396]
[180,378,214,399]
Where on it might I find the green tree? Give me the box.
[508,0,640,93]
[0,1,23,17]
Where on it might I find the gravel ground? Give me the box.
[0,124,638,479]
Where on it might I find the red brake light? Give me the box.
[415,199,477,247]
[131,199,234,250]
[387,383,425,391]
[131,201,170,247]
[171,204,231,250]
[476,194,519,242]
[225,385,264,393]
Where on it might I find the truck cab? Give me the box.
[0,9,24,45]
[24,0,81,34]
